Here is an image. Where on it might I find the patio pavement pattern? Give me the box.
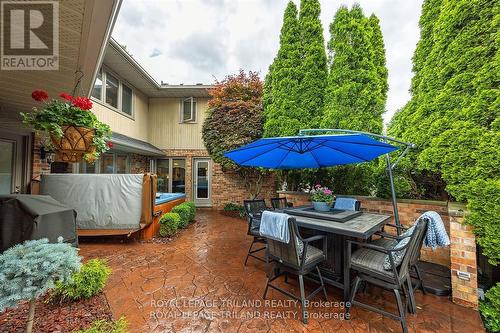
[79,210,484,333]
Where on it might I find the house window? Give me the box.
[105,73,119,108]
[80,161,97,174]
[121,84,133,116]
[156,158,186,193]
[91,68,134,117]
[156,159,169,193]
[91,70,103,100]
[100,153,115,174]
[115,154,128,174]
[172,159,186,193]
[181,97,196,122]
[80,152,130,174]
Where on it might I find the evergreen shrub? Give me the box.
[159,213,180,237]
[49,259,111,303]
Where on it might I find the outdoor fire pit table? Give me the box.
[284,207,391,301]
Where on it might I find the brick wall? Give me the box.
[211,164,276,209]
[277,191,479,309]
[163,149,276,209]
[31,135,51,178]
[449,202,478,309]
[357,196,450,267]
[130,154,151,173]
[30,135,53,194]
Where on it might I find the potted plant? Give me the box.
[310,184,334,212]
[21,90,112,163]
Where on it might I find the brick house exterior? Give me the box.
[162,149,276,209]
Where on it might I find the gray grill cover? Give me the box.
[0,195,77,253]
[40,174,143,230]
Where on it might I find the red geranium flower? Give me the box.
[106,142,113,148]
[72,96,93,110]
[31,90,49,101]
[59,92,73,101]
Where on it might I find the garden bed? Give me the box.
[220,210,245,219]
[0,293,112,333]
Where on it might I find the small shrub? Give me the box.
[77,316,128,333]
[480,283,500,332]
[159,213,180,237]
[183,201,196,221]
[171,204,190,228]
[49,259,111,303]
[223,203,246,218]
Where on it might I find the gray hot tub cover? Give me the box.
[41,174,144,230]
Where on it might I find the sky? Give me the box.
[112,0,424,124]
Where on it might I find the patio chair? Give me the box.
[243,199,268,265]
[270,197,288,210]
[345,218,428,333]
[263,216,328,324]
[333,197,361,211]
[371,216,430,303]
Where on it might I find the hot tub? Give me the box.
[155,192,186,205]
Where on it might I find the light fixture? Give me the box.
[40,146,56,164]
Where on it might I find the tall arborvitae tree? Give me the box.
[388,0,444,147]
[381,0,446,200]
[298,0,328,128]
[368,14,388,108]
[322,4,386,134]
[321,5,388,196]
[263,1,303,137]
[388,0,500,272]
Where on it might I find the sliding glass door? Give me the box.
[156,158,186,193]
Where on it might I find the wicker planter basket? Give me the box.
[51,125,95,163]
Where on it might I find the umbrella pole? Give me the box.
[386,154,401,232]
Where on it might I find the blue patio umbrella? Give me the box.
[224,129,415,227]
[224,133,397,169]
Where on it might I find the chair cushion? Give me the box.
[383,236,411,270]
[351,247,393,277]
[302,245,324,265]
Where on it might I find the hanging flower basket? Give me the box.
[51,125,95,151]
[21,90,112,163]
[55,144,97,163]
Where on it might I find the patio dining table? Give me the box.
[284,208,391,301]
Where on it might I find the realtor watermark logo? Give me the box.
[1,1,59,70]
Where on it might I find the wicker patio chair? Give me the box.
[371,216,430,309]
[345,218,428,333]
[243,199,268,265]
[270,197,288,210]
[263,216,328,324]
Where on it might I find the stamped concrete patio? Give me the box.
[79,210,484,333]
